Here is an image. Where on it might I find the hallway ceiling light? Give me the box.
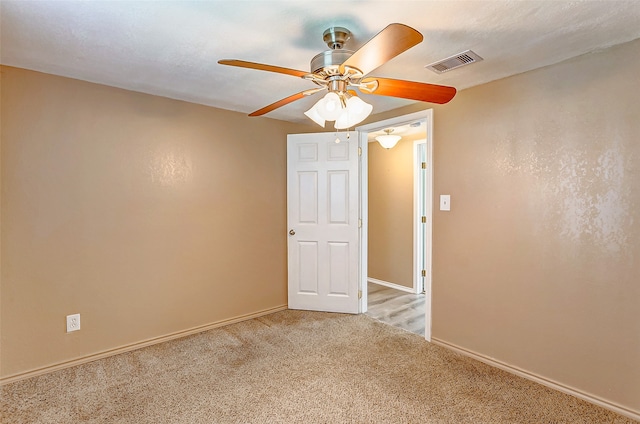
[375,128,401,149]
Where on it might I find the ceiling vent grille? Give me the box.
[425,50,483,74]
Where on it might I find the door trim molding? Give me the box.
[356,109,434,340]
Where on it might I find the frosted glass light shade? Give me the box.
[304,105,325,127]
[334,96,373,129]
[304,91,373,129]
[317,92,343,121]
[376,134,401,149]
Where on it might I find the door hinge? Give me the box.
[421,270,426,277]
[358,290,362,299]
[358,218,362,228]
[421,162,426,169]
[358,147,362,156]
[421,216,426,223]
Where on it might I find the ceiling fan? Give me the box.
[218,23,456,129]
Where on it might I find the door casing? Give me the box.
[286,109,434,340]
[356,109,434,341]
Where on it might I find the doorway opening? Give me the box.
[357,110,433,340]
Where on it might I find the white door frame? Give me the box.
[356,109,434,341]
[414,139,428,295]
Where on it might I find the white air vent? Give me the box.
[425,50,483,74]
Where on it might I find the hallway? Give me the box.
[365,282,425,336]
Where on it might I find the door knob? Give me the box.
[289,229,296,236]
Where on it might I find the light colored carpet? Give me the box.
[1,310,635,423]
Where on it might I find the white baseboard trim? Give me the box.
[368,277,418,294]
[432,337,640,422]
[0,304,288,386]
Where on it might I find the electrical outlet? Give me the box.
[66,314,81,332]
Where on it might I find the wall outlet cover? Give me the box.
[66,313,81,332]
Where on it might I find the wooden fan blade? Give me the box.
[249,92,307,117]
[341,23,423,76]
[218,59,308,78]
[363,77,457,104]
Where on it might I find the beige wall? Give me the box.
[2,35,639,416]
[367,137,416,288]
[366,38,640,415]
[428,39,639,413]
[0,66,311,379]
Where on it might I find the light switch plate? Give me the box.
[440,195,451,211]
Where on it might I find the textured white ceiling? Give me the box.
[2,1,640,124]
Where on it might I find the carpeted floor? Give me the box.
[1,310,636,423]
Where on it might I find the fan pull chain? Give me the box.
[334,129,352,143]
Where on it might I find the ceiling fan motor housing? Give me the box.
[310,49,354,75]
[310,26,363,78]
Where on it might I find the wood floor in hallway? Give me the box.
[365,282,425,337]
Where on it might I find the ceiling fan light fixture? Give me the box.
[334,96,373,129]
[304,104,325,127]
[306,91,372,129]
[376,129,401,149]
[316,92,343,121]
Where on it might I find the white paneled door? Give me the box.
[287,132,360,313]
